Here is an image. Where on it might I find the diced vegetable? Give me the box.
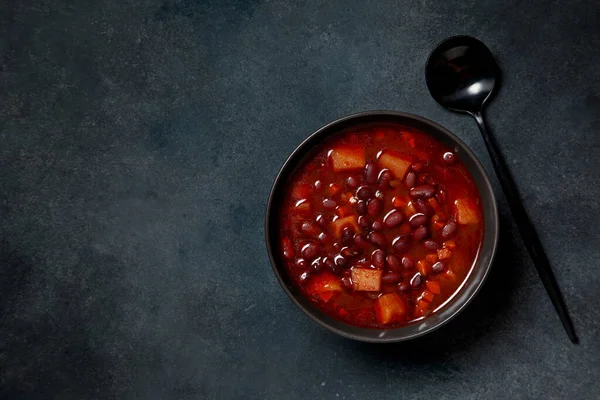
[425,254,438,263]
[307,272,343,295]
[335,205,354,218]
[405,201,416,217]
[415,299,430,317]
[454,198,480,225]
[331,215,360,239]
[417,260,429,276]
[425,280,441,294]
[328,183,342,196]
[378,151,412,179]
[375,293,407,324]
[443,240,456,249]
[330,146,366,172]
[437,248,452,260]
[351,268,382,291]
[440,268,457,282]
[421,290,435,303]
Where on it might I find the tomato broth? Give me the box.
[278,124,483,329]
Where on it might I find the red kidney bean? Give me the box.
[318,232,331,244]
[413,225,428,241]
[368,231,388,248]
[332,242,342,251]
[346,176,359,188]
[371,249,386,269]
[413,198,434,216]
[392,235,410,253]
[436,188,447,204]
[356,200,367,215]
[364,162,378,184]
[341,276,353,289]
[424,239,440,250]
[401,256,414,270]
[378,169,392,189]
[301,242,319,260]
[372,220,383,231]
[322,199,337,209]
[411,162,424,172]
[310,257,324,273]
[358,215,371,228]
[367,198,383,217]
[381,271,402,284]
[441,220,457,239]
[282,237,294,259]
[296,258,308,269]
[442,151,456,165]
[405,171,417,189]
[353,233,370,248]
[298,271,310,284]
[386,254,402,271]
[314,180,323,191]
[409,213,428,227]
[383,209,404,228]
[432,261,446,274]
[334,254,347,268]
[375,190,384,200]
[410,273,423,288]
[409,185,436,199]
[341,227,355,246]
[397,282,410,292]
[356,186,372,200]
[301,221,320,236]
[324,256,341,275]
[315,214,326,227]
[341,246,361,258]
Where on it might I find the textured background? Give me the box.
[1,0,599,399]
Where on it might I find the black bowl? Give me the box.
[265,111,499,342]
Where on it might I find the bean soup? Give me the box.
[278,124,483,328]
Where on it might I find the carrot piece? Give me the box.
[425,280,441,295]
[393,196,408,208]
[328,183,342,196]
[417,260,429,276]
[351,268,383,292]
[443,240,456,249]
[375,293,407,324]
[426,253,438,263]
[437,248,452,261]
[335,205,355,218]
[331,215,360,239]
[433,220,445,230]
[282,237,295,259]
[440,268,457,282]
[330,146,366,172]
[378,151,412,179]
[421,290,435,303]
[415,299,430,317]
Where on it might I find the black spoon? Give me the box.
[425,35,578,344]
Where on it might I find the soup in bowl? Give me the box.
[265,111,498,342]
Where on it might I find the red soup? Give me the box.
[278,124,484,328]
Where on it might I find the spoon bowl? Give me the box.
[426,36,499,115]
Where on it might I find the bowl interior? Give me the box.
[265,111,498,342]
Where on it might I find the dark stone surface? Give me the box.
[1,0,599,398]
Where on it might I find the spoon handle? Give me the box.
[473,112,578,344]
